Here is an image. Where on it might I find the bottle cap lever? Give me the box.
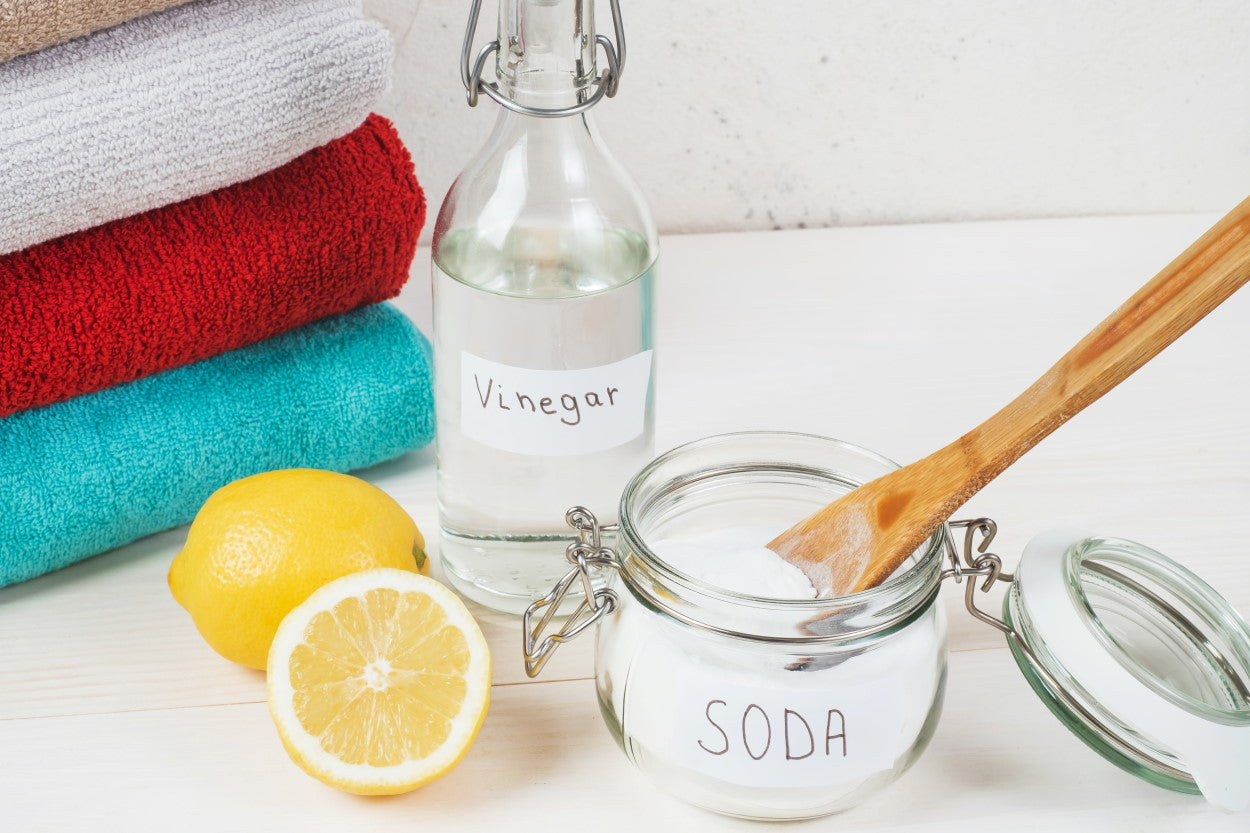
[460,0,626,118]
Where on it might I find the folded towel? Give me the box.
[0,0,391,255]
[0,114,424,418]
[0,303,433,588]
[0,0,192,62]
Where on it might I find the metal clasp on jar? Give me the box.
[939,517,1015,632]
[522,506,622,677]
[524,511,1009,678]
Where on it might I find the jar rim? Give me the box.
[617,431,947,614]
[1064,536,1250,724]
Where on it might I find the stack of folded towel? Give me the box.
[0,0,434,587]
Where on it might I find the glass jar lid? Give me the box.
[1004,530,1250,812]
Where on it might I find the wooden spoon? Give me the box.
[769,197,1250,597]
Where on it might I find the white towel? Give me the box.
[0,0,391,255]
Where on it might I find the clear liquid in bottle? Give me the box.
[434,0,656,613]
[434,225,655,612]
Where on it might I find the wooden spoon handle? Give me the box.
[960,197,1250,490]
[774,198,1250,598]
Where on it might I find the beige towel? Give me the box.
[0,0,191,61]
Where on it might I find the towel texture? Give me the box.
[0,304,434,587]
[0,0,192,61]
[0,0,391,255]
[0,114,424,418]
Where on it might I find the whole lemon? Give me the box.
[169,469,427,670]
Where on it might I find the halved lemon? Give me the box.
[267,568,491,795]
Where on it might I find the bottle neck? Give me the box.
[496,0,596,110]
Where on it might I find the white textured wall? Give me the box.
[367,1,1250,242]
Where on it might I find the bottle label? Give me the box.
[460,350,653,456]
[667,668,900,788]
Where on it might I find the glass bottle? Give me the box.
[433,0,657,614]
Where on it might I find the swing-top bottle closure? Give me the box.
[460,0,625,118]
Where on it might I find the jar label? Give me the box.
[460,350,653,456]
[670,670,902,788]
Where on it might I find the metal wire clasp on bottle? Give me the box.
[523,507,622,677]
[460,0,626,118]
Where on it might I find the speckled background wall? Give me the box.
[366,1,1250,243]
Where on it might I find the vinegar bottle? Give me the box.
[432,0,657,613]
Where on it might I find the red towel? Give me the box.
[0,113,425,418]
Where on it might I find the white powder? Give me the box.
[597,548,948,818]
[650,525,818,600]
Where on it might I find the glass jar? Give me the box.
[524,432,1250,819]
[533,432,949,820]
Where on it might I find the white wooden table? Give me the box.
[3,215,1248,831]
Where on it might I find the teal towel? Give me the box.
[0,303,433,587]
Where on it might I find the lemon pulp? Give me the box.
[268,569,491,795]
